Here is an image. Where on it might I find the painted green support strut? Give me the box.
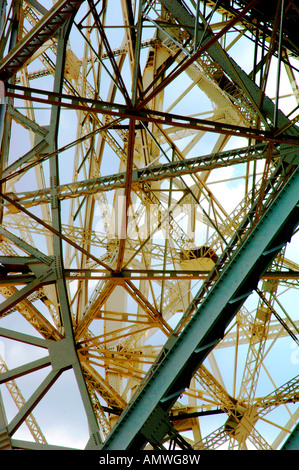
[102,164,299,450]
[281,422,299,450]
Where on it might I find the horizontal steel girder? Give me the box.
[102,165,299,450]
[4,143,274,205]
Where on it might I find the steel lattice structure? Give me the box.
[0,0,299,451]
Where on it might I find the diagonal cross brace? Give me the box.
[102,165,299,450]
[0,0,85,81]
[158,0,299,164]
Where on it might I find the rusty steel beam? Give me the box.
[5,84,299,146]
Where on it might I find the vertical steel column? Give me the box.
[47,18,101,447]
[0,389,11,449]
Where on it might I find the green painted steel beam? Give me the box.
[102,164,299,449]
[0,227,53,265]
[0,0,85,81]
[6,105,48,137]
[10,439,75,450]
[6,81,299,147]
[0,356,51,385]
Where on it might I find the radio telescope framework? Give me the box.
[0,0,299,450]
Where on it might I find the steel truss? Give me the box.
[0,0,299,450]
